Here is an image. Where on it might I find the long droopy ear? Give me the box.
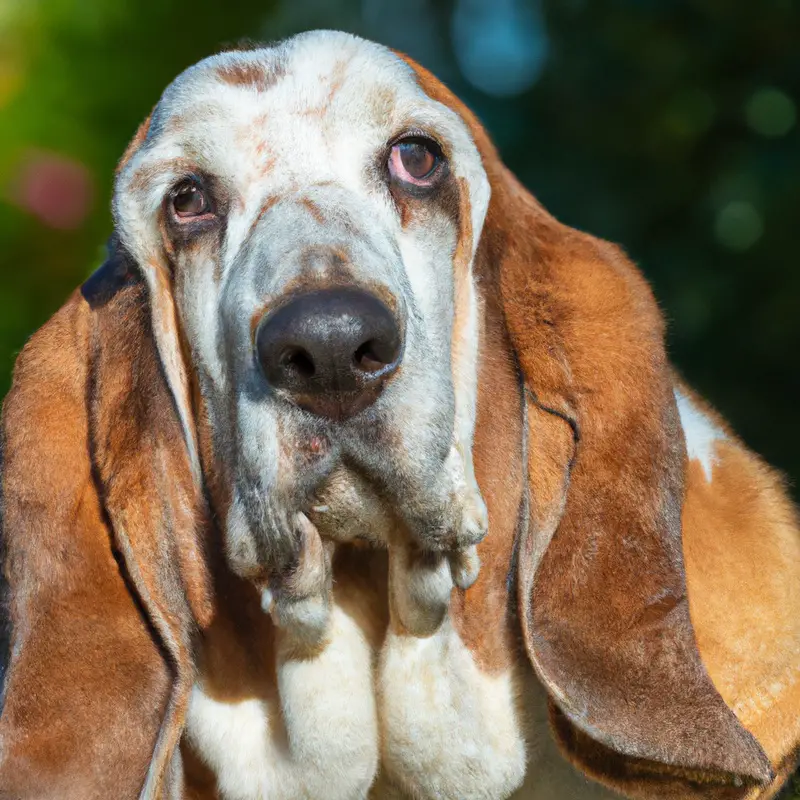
[400,58,774,796]
[490,163,774,792]
[0,241,211,799]
[497,187,775,796]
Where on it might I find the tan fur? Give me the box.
[0,281,206,798]
[401,51,795,797]
[117,113,152,175]
[684,435,800,795]
[215,61,282,90]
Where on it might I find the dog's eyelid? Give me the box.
[387,127,449,158]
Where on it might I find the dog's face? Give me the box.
[114,31,491,580]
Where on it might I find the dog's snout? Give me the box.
[255,288,402,419]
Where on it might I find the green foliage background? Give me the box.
[0,0,798,794]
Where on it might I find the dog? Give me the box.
[1,30,798,800]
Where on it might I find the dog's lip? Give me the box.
[302,461,394,546]
[273,373,395,422]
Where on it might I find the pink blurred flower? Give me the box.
[10,151,94,230]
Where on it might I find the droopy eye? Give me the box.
[388,137,444,186]
[171,180,211,218]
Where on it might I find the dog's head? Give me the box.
[113,31,490,585]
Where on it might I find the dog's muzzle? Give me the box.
[255,287,403,420]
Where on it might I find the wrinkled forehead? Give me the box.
[119,31,480,202]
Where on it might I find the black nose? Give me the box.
[255,288,403,420]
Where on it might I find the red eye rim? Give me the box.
[170,179,214,221]
[387,135,446,188]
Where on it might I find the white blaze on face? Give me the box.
[674,388,727,482]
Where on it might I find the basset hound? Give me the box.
[1,30,799,800]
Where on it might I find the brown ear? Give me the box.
[397,54,772,790]
[0,242,211,799]
[485,177,773,789]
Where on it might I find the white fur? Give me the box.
[185,604,378,799]
[674,388,726,482]
[378,621,528,799]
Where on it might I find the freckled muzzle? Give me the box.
[254,287,403,420]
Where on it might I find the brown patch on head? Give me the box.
[300,196,327,226]
[256,154,277,181]
[247,193,281,239]
[366,83,397,124]
[215,59,285,91]
[296,58,350,118]
[326,59,348,105]
[117,112,154,175]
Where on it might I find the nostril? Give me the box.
[280,347,316,379]
[255,287,403,416]
[354,339,394,374]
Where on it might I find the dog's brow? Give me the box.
[214,59,287,91]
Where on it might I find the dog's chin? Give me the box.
[305,463,395,546]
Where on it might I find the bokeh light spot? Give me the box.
[714,201,763,252]
[451,0,549,98]
[745,87,796,138]
[9,151,94,230]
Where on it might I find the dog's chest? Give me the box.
[182,552,536,800]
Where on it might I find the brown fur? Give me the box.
[448,178,473,354]
[449,287,524,674]
[0,272,211,797]
[215,61,285,91]
[400,53,790,795]
[117,113,152,175]
[299,196,328,226]
[682,425,800,797]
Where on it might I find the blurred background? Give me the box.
[0,0,797,502]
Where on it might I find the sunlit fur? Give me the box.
[112,30,505,798]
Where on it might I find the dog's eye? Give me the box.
[172,180,211,218]
[388,137,443,186]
